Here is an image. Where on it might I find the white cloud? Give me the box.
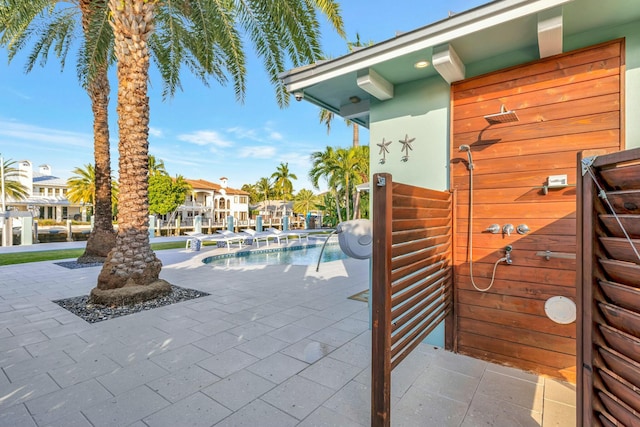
[0,120,91,148]
[268,131,283,141]
[177,130,233,147]
[148,127,163,138]
[238,146,276,159]
[226,126,259,140]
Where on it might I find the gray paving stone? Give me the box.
[143,392,231,427]
[394,388,468,427]
[327,341,370,369]
[299,356,362,390]
[153,317,201,333]
[461,393,542,427]
[49,355,120,388]
[82,385,170,427]
[0,373,60,407]
[247,353,308,384]
[150,328,207,351]
[322,380,370,424]
[0,403,36,427]
[331,317,369,335]
[39,412,93,427]
[298,406,366,427]
[149,344,212,372]
[0,331,49,352]
[308,326,357,348]
[202,369,276,411]
[280,339,335,364]
[235,335,289,359]
[267,324,315,344]
[8,319,61,336]
[261,375,335,420]
[0,346,33,368]
[197,348,258,378]
[189,318,235,337]
[215,399,298,427]
[540,399,575,427]
[293,315,337,332]
[25,334,89,358]
[192,331,245,354]
[4,350,76,382]
[147,364,220,403]
[96,359,168,395]
[26,379,112,425]
[42,322,92,339]
[228,322,275,340]
[411,365,481,404]
[476,370,544,412]
[256,312,299,328]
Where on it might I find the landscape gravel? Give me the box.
[53,285,210,323]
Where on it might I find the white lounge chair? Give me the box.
[241,229,276,247]
[265,228,309,244]
[185,231,245,251]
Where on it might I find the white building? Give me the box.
[4,160,85,221]
[179,177,250,225]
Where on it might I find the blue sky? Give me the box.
[0,0,486,192]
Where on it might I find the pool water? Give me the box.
[202,244,348,267]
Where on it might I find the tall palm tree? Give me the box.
[0,0,117,262]
[92,0,345,303]
[271,162,297,201]
[0,158,29,200]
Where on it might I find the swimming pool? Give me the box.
[202,243,348,267]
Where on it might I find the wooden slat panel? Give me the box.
[391,306,449,361]
[600,163,640,190]
[391,183,451,201]
[392,194,451,209]
[457,304,576,338]
[598,390,640,426]
[456,217,577,236]
[392,207,450,220]
[600,215,640,239]
[391,253,448,283]
[598,325,640,363]
[391,269,450,308]
[606,190,640,214]
[599,303,640,337]
[393,226,450,245]
[456,277,576,300]
[392,234,450,258]
[458,317,575,354]
[392,242,450,270]
[457,289,546,316]
[455,201,577,218]
[392,260,447,294]
[456,263,576,288]
[599,369,640,413]
[392,280,449,329]
[600,259,640,286]
[458,332,575,368]
[599,347,640,389]
[392,285,450,340]
[392,217,451,232]
[599,238,640,265]
[453,40,621,95]
[599,280,640,313]
[391,309,450,370]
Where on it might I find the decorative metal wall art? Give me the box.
[377,138,392,164]
[399,134,415,162]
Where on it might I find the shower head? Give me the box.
[484,104,519,125]
[459,145,474,170]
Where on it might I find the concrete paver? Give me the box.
[0,241,576,426]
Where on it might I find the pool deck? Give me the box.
[0,239,576,426]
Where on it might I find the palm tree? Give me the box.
[91,0,345,303]
[149,155,168,177]
[293,189,318,217]
[67,164,96,206]
[271,162,297,201]
[255,177,273,216]
[309,146,343,223]
[0,158,29,200]
[1,0,118,262]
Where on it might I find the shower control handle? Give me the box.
[486,224,500,234]
[502,224,514,236]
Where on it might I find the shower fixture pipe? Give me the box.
[459,145,511,292]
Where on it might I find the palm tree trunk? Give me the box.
[332,189,343,223]
[345,176,350,220]
[352,189,360,220]
[353,123,359,148]
[93,0,170,304]
[78,0,116,262]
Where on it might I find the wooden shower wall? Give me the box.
[450,39,624,382]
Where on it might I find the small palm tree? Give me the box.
[255,177,273,206]
[271,162,297,201]
[309,146,343,223]
[0,158,29,200]
[293,189,318,216]
[67,164,96,206]
[149,155,168,177]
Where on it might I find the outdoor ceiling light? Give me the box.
[414,60,430,69]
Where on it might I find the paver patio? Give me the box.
[0,241,576,426]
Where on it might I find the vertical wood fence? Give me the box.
[371,173,454,426]
[577,147,640,426]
